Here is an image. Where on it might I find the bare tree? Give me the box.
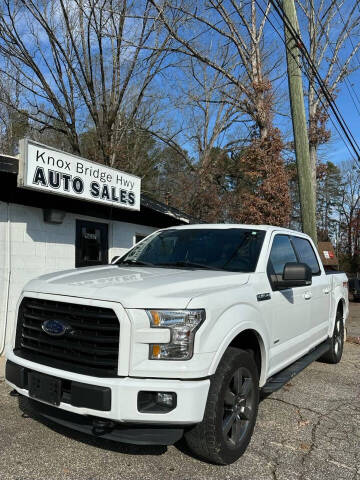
[0,66,29,153]
[150,0,282,140]
[143,57,249,220]
[132,52,249,171]
[338,160,360,263]
[296,0,360,197]
[0,0,172,164]
[157,56,247,171]
[180,60,246,169]
[149,0,291,225]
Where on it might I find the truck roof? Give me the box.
[163,224,308,237]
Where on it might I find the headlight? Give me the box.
[146,309,205,360]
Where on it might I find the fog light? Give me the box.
[157,392,174,407]
[138,391,177,413]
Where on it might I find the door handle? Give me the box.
[323,288,330,295]
[303,291,312,300]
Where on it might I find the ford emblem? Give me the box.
[41,319,70,337]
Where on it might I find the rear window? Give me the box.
[292,236,321,275]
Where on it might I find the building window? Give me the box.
[76,220,108,268]
[135,234,147,244]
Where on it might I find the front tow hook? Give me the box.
[92,418,116,436]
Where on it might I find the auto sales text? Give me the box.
[32,166,136,206]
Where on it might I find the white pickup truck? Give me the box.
[5,224,348,464]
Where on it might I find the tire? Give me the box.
[320,309,344,364]
[185,347,259,465]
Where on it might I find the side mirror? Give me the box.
[272,262,312,289]
[282,262,312,287]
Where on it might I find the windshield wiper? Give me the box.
[157,261,223,271]
[117,260,155,267]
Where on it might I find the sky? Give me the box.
[3,0,360,170]
[161,0,360,169]
[290,0,360,169]
[327,86,360,166]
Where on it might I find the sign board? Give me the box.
[18,139,141,211]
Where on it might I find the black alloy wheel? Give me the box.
[222,366,255,447]
[333,316,344,358]
[185,348,259,465]
[320,308,344,364]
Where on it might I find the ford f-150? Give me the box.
[5,224,348,464]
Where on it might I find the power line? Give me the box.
[273,0,360,155]
[308,0,360,117]
[269,0,360,162]
[254,0,357,161]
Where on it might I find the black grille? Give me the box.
[14,298,120,377]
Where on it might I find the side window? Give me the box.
[268,235,297,275]
[292,237,320,275]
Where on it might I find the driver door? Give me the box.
[266,234,311,375]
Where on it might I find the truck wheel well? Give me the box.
[337,300,344,318]
[229,330,262,377]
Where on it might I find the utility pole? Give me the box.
[282,0,317,244]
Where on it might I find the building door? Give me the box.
[76,220,108,268]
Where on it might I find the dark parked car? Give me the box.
[348,278,360,301]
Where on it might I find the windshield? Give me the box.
[117,228,266,272]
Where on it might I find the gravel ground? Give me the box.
[0,307,359,480]
[347,300,360,339]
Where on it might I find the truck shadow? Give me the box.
[18,396,168,457]
[17,390,278,463]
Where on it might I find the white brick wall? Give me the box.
[0,201,157,351]
[110,221,155,260]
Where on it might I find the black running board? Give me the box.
[261,340,330,394]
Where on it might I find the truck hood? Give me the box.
[23,265,250,309]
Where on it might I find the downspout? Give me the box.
[0,203,11,355]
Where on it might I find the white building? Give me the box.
[0,146,190,354]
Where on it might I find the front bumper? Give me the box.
[5,351,210,427]
[20,398,186,445]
